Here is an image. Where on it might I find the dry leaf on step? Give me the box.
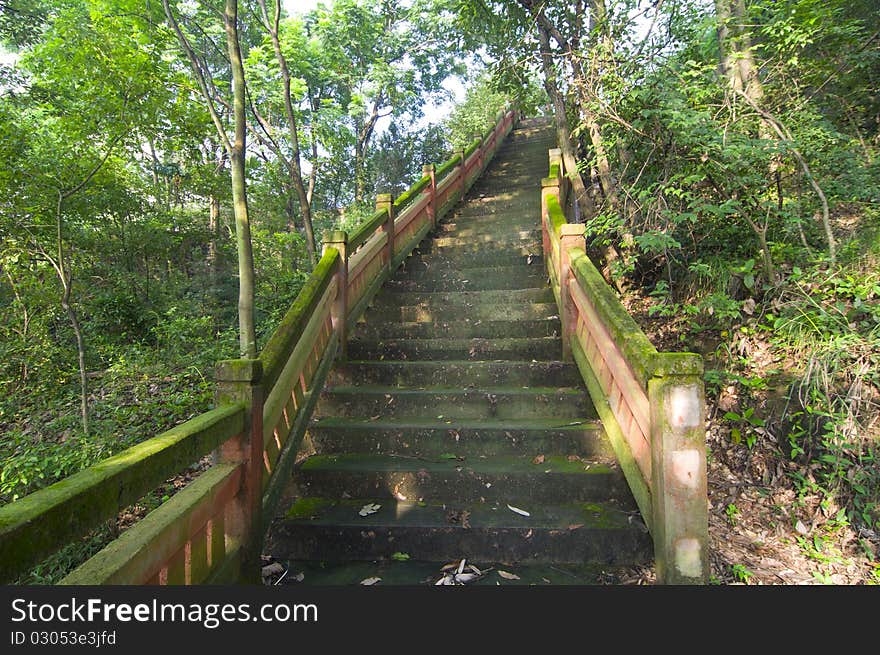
[359,503,381,516]
[360,577,381,585]
[532,454,545,465]
[497,570,520,580]
[507,504,530,517]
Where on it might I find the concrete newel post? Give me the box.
[322,230,348,359]
[214,358,263,583]
[423,164,437,229]
[456,150,466,202]
[558,224,585,361]
[549,147,567,207]
[648,367,709,584]
[376,193,394,271]
[540,175,560,282]
[473,133,483,176]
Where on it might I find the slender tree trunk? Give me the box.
[258,0,317,264]
[355,100,381,204]
[53,192,89,435]
[208,195,220,280]
[225,0,257,358]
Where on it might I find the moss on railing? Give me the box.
[258,249,339,395]
[435,152,462,181]
[568,247,702,387]
[393,174,431,214]
[0,404,245,583]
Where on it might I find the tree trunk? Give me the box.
[53,192,89,435]
[225,0,257,358]
[258,0,317,265]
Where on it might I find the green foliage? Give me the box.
[444,73,512,149]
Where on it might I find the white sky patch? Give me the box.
[281,0,470,129]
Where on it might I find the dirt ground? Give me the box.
[616,289,880,585]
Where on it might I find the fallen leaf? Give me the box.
[568,523,584,531]
[391,552,410,561]
[360,577,381,585]
[292,572,305,583]
[507,504,530,517]
[497,570,520,580]
[359,503,381,517]
[795,520,808,535]
[532,454,545,465]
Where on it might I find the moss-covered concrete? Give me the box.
[349,208,388,251]
[259,248,339,394]
[60,463,240,585]
[285,497,333,520]
[0,403,244,583]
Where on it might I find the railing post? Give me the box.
[541,172,560,282]
[214,358,263,583]
[456,149,466,202]
[323,230,348,359]
[423,164,437,229]
[473,133,483,177]
[648,364,709,584]
[376,193,395,272]
[558,224,585,361]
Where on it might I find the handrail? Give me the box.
[540,147,708,584]
[0,104,517,585]
[0,404,245,583]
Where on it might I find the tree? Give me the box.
[163,0,258,358]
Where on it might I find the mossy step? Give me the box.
[347,336,561,362]
[382,276,545,293]
[424,241,543,258]
[290,454,628,505]
[430,232,540,249]
[387,267,545,292]
[390,261,543,281]
[308,416,610,458]
[316,385,593,420]
[328,360,581,388]
[268,498,649,564]
[402,251,543,269]
[436,217,538,233]
[372,287,553,308]
[451,201,538,217]
[365,301,559,323]
[433,224,540,239]
[270,559,633,586]
[351,317,559,340]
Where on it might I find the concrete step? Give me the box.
[289,454,628,505]
[328,360,581,388]
[269,559,635,585]
[316,386,593,420]
[347,336,561,361]
[351,317,559,340]
[363,301,558,323]
[435,218,538,233]
[401,251,543,270]
[268,497,650,564]
[371,287,553,309]
[386,266,545,292]
[308,416,610,458]
[430,229,541,247]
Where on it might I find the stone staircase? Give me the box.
[265,118,651,584]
